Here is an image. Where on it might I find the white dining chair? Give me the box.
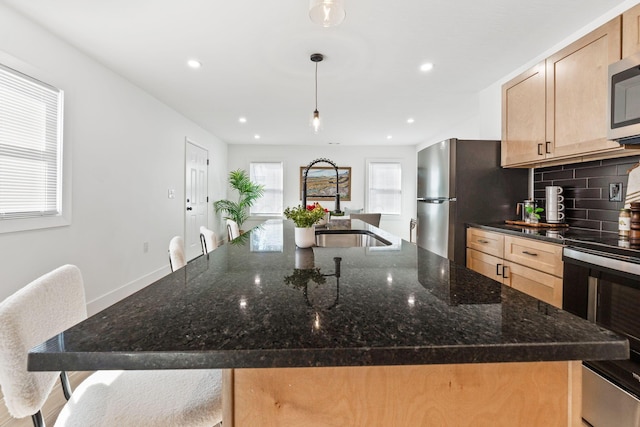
[0,265,222,427]
[226,219,240,241]
[168,235,186,271]
[199,226,218,254]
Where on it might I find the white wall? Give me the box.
[227,144,417,240]
[0,4,228,313]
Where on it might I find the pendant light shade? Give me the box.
[312,109,321,133]
[309,0,346,27]
[310,53,324,133]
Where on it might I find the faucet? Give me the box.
[302,158,342,214]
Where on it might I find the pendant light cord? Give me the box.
[315,61,318,111]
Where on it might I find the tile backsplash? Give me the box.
[533,155,640,233]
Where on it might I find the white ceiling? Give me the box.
[2,0,631,146]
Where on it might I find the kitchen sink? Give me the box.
[315,230,392,247]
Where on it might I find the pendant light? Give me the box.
[309,0,346,27]
[310,53,324,134]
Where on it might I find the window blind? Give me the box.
[0,64,63,219]
[368,162,402,215]
[250,162,283,215]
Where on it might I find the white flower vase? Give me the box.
[294,226,316,248]
[295,247,315,269]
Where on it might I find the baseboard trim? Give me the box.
[86,266,169,316]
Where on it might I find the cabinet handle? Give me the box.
[496,263,502,276]
[537,143,543,156]
[477,239,489,244]
[522,250,538,256]
[545,141,552,154]
[502,265,509,278]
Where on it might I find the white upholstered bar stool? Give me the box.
[168,235,186,271]
[226,219,240,241]
[199,226,218,254]
[0,265,222,427]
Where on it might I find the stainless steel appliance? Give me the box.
[563,244,640,427]
[416,139,528,265]
[608,51,640,144]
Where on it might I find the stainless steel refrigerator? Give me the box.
[417,139,528,265]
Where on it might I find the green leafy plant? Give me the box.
[214,169,264,229]
[525,206,544,220]
[284,204,326,228]
[283,268,327,289]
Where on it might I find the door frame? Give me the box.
[184,138,209,260]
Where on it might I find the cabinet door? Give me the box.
[466,248,505,284]
[623,3,640,58]
[546,17,621,159]
[502,261,563,308]
[466,228,504,258]
[503,236,563,277]
[501,62,546,166]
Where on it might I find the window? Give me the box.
[250,162,283,215]
[0,63,64,225]
[367,161,401,215]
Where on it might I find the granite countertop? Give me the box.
[28,219,628,371]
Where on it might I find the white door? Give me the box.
[185,140,208,260]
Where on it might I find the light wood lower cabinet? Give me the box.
[466,228,564,308]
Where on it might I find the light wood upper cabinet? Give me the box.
[501,62,546,166]
[546,17,621,160]
[623,3,640,58]
[502,17,623,167]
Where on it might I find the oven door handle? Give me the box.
[563,247,640,276]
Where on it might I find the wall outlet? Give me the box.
[609,183,623,202]
[168,189,175,199]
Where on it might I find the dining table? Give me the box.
[28,219,629,426]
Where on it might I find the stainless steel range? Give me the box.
[563,241,640,427]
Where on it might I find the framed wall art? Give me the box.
[299,166,351,201]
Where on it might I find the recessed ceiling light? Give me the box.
[387,135,393,140]
[238,117,247,123]
[254,134,261,140]
[420,62,434,72]
[187,59,202,69]
[407,118,415,124]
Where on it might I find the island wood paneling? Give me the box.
[225,361,582,427]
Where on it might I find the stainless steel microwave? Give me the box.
[608,52,640,144]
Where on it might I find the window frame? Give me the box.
[0,54,70,234]
[366,159,402,216]
[249,161,284,216]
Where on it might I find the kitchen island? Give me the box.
[29,219,628,426]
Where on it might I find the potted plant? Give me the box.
[284,203,326,247]
[214,169,264,231]
[525,205,544,224]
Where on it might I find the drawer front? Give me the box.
[503,261,563,308]
[466,228,504,258]
[466,248,505,284]
[503,235,563,277]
